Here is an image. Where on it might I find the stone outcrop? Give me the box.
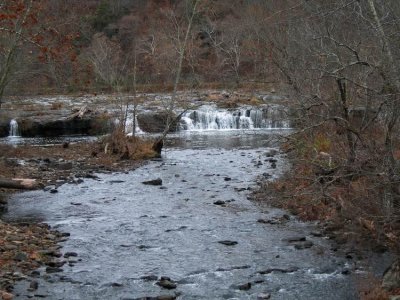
[0,111,111,137]
[137,111,179,133]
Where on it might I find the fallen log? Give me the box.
[0,178,40,190]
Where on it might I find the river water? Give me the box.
[4,130,359,299]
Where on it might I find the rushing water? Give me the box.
[4,130,359,300]
[179,105,290,131]
[8,119,20,137]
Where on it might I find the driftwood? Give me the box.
[68,105,90,119]
[0,178,40,190]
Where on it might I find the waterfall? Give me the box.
[114,116,144,135]
[9,119,20,137]
[179,105,290,131]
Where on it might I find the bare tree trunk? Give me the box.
[0,178,40,190]
[0,0,34,109]
[153,0,200,154]
[367,0,400,214]
[337,79,356,164]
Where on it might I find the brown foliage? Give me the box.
[101,128,158,161]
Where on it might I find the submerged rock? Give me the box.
[218,240,238,246]
[213,200,226,206]
[140,275,158,281]
[294,241,314,250]
[29,280,39,291]
[237,282,252,290]
[258,267,299,274]
[142,178,163,186]
[283,236,306,243]
[156,277,177,289]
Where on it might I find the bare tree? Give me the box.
[0,0,34,107]
[152,0,201,154]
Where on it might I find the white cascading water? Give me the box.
[180,105,290,131]
[9,119,20,137]
[115,116,144,135]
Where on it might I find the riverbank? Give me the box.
[253,159,399,299]
[0,137,156,299]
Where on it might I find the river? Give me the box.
[3,130,359,299]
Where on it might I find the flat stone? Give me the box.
[213,200,226,206]
[218,240,238,246]
[258,267,299,274]
[4,244,18,251]
[156,296,177,300]
[64,252,78,258]
[45,267,63,273]
[283,236,306,243]
[112,282,123,287]
[46,261,66,268]
[257,293,271,300]
[142,178,163,186]
[294,241,314,250]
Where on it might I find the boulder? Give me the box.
[18,114,111,137]
[156,277,177,289]
[0,109,111,137]
[137,111,179,133]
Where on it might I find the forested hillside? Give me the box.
[1,0,282,96]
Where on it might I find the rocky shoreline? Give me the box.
[0,140,148,299]
[252,152,399,299]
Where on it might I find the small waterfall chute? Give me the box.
[9,119,20,137]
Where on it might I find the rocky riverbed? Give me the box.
[0,137,152,299]
[1,130,381,299]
